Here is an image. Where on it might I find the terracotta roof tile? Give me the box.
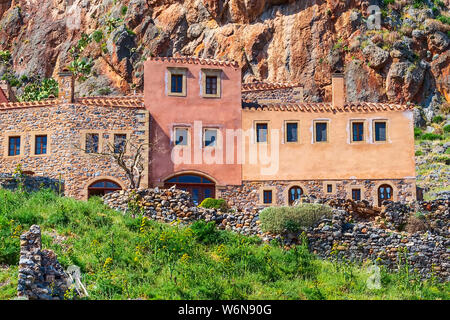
[242,101,413,112]
[148,56,239,68]
[0,99,60,110]
[241,81,302,92]
[76,96,144,108]
[0,96,145,111]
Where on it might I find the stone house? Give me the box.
[0,56,416,208]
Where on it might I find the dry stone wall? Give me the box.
[0,173,62,193]
[17,225,69,300]
[103,188,449,281]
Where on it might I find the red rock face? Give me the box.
[0,0,447,107]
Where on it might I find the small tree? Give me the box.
[76,135,160,190]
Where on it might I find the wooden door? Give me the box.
[378,184,393,206]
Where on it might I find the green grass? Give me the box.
[0,189,448,300]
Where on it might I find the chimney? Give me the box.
[332,73,345,108]
[292,86,304,102]
[0,80,17,102]
[58,68,74,103]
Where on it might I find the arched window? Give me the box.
[88,180,122,198]
[164,174,215,205]
[288,186,303,205]
[378,184,393,206]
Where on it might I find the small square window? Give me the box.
[114,134,127,154]
[352,189,361,201]
[256,123,268,143]
[352,122,364,142]
[327,184,333,193]
[35,135,47,155]
[86,133,99,153]
[374,121,387,142]
[175,128,189,146]
[204,129,217,147]
[263,190,273,204]
[286,122,298,142]
[315,122,328,142]
[205,76,217,95]
[8,136,20,156]
[171,74,183,93]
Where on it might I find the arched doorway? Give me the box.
[88,180,122,198]
[164,174,215,205]
[288,186,303,205]
[378,184,393,206]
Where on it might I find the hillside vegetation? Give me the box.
[415,119,450,199]
[0,189,448,300]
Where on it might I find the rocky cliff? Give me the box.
[0,0,448,122]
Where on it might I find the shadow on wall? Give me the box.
[0,173,64,194]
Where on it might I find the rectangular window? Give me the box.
[171,74,183,93]
[352,189,361,201]
[352,122,364,142]
[286,122,298,142]
[374,121,387,142]
[114,134,127,154]
[175,128,189,146]
[315,122,328,142]
[256,123,268,143]
[204,129,217,147]
[327,184,333,193]
[35,135,47,155]
[205,76,217,95]
[86,133,99,153]
[8,136,20,156]
[263,190,272,204]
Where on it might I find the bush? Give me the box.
[414,127,423,139]
[415,150,423,156]
[199,198,228,211]
[189,220,220,244]
[437,15,450,25]
[432,115,444,123]
[443,124,450,133]
[421,133,443,141]
[19,78,59,102]
[259,204,333,234]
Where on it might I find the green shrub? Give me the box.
[199,198,228,211]
[432,115,444,123]
[189,220,220,244]
[91,30,104,43]
[0,50,11,63]
[437,15,450,25]
[443,124,450,133]
[414,127,423,139]
[260,204,333,234]
[18,78,59,102]
[421,133,443,141]
[415,150,423,156]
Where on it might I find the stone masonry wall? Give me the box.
[0,173,63,193]
[17,225,69,300]
[218,179,417,211]
[0,103,149,199]
[103,188,449,281]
